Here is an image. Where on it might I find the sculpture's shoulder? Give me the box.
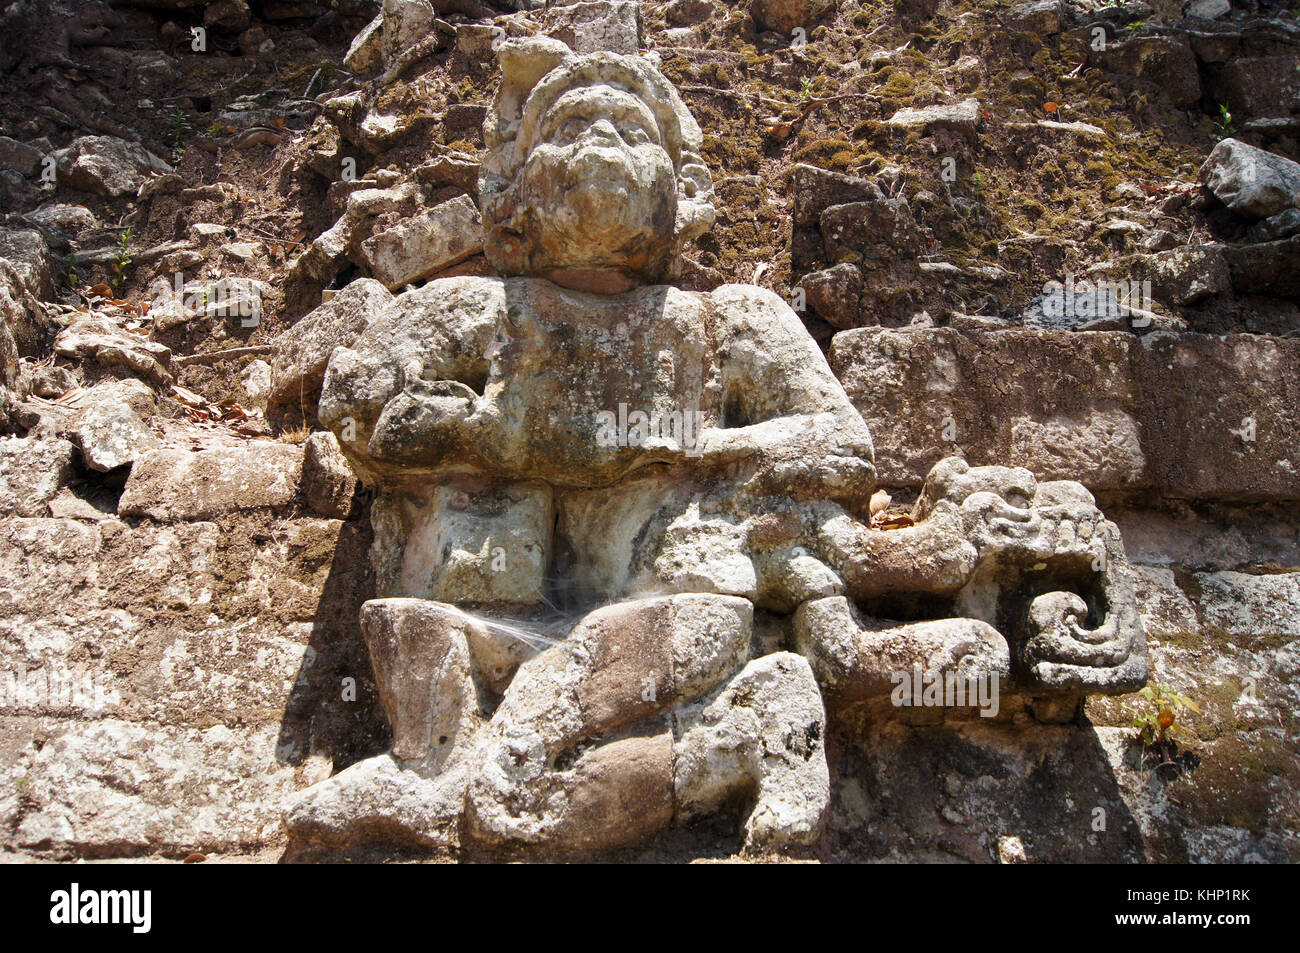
[705,283,809,342]
[336,274,506,368]
[388,274,508,339]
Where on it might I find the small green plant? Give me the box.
[63,251,79,289]
[1213,103,1235,140]
[1132,682,1201,752]
[800,75,813,97]
[110,227,133,294]
[168,106,192,161]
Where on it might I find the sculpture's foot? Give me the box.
[674,652,830,849]
[283,753,468,851]
[793,595,1011,718]
[361,597,493,770]
[466,593,753,852]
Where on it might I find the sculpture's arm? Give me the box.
[699,285,876,502]
[814,459,1041,599]
[318,276,503,479]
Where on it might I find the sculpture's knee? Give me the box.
[571,593,752,738]
[465,593,752,850]
[674,652,829,849]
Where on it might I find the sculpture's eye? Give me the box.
[554,117,587,144]
[621,125,650,145]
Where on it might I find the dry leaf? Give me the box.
[1043,101,1059,114]
[869,489,892,516]
[170,385,207,407]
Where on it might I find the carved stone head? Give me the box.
[480,38,716,293]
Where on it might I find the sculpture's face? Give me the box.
[516,83,678,287]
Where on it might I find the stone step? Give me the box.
[830,327,1300,500]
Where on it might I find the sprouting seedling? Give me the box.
[110,227,133,294]
[63,252,79,289]
[1132,682,1200,754]
[1214,103,1235,140]
[168,105,192,160]
[800,75,812,97]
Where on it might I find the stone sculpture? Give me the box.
[284,37,1147,854]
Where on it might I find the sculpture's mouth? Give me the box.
[566,146,640,191]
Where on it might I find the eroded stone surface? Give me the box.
[119,444,304,521]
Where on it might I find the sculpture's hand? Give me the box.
[693,414,875,503]
[368,377,481,465]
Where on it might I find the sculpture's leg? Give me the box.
[361,598,489,772]
[793,595,1011,718]
[283,597,528,850]
[674,651,830,848]
[467,593,762,852]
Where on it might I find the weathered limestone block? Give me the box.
[270,278,395,415]
[119,444,303,521]
[0,436,76,517]
[1007,0,1063,34]
[1195,571,1300,639]
[70,379,161,472]
[885,98,982,140]
[1138,245,1231,305]
[1201,138,1300,220]
[302,431,359,518]
[792,163,883,229]
[822,198,924,262]
[0,514,370,733]
[53,314,173,387]
[1095,35,1201,107]
[546,0,642,54]
[0,226,53,300]
[830,327,1300,499]
[0,136,41,177]
[9,717,297,855]
[52,135,171,198]
[751,0,834,34]
[1223,235,1300,298]
[359,195,483,290]
[799,262,862,329]
[0,258,48,359]
[1212,57,1300,122]
[1129,565,1199,640]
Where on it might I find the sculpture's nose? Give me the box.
[583,118,621,145]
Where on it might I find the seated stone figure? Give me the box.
[283,38,1147,854]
